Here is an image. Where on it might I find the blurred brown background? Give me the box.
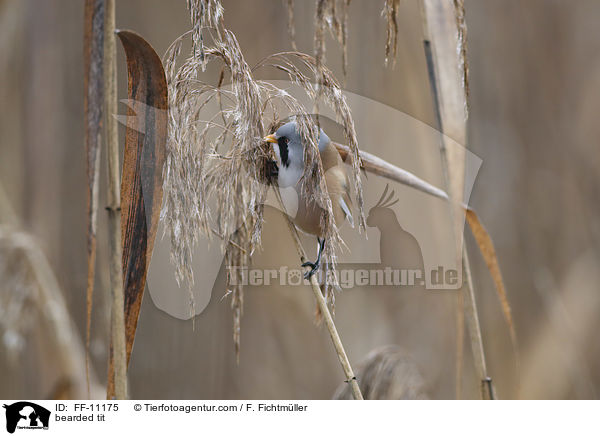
[1,0,599,400]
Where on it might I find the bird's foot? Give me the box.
[302,261,319,280]
[302,237,325,280]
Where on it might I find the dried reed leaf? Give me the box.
[106,30,168,398]
[83,0,104,396]
[466,209,518,362]
[383,0,400,66]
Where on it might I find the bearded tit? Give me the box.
[264,121,354,278]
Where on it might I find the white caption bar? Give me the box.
[1,400,597,435]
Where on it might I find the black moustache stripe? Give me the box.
[278,136,289,167]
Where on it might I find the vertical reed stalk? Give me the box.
[104,0,127,399]
[420,0,495,399]
[462,246,494,399]
[274,188,363,400]
[455,288,464,399]
[84,0,105,398]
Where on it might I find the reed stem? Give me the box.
[462,246,495,399]
[104,0,127,400]
[273,187,363,400]
[419,0,495,399]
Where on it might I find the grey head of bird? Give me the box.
[264,121,330,169]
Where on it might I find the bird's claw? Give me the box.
[302,237,325,280]
[302,261,318,280]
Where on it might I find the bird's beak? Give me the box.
[264,134,278,144]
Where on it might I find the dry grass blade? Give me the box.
[466,209,519,367]
[83,0,105,398]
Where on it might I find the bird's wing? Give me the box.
[322,139,354,227]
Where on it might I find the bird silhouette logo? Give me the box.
[367,184,425,275]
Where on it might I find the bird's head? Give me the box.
[263,121,330,170]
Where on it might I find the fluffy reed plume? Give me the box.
[382,0,400,66]
[313,0,350,79]
[164,0,364,355]
[290,1,403,73]
[187,0,224,71]
[289,0,403,72]
[333,346,429,400]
